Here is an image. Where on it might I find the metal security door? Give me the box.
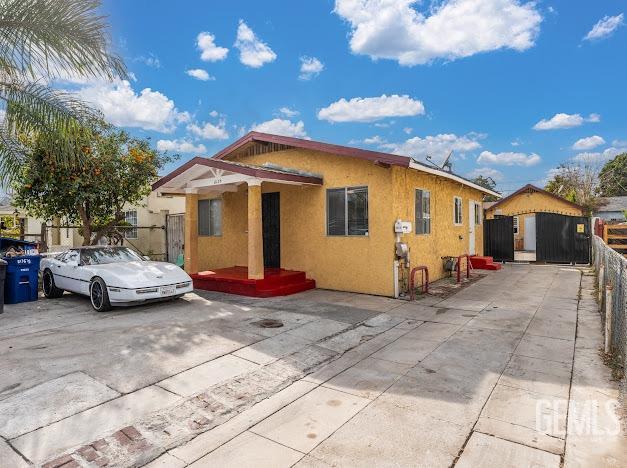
[166,213,184,263]
[262,192,280,268]
[484,216,514,262]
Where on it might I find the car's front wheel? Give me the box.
[90,277,112,312]
[42,269,64,298]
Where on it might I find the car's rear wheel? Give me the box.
[90,277,112,312]
[42,269,64,298]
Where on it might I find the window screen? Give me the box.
[198,198,222,236]
[327,187,368,236]
[474,202,481,225]
[415,189,431,234]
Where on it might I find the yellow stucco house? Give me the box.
[484,184,585,256]
[153,132,500,297]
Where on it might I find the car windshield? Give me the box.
[80,247,144,265]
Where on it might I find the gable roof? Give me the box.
[485,184,584,211]
[597,196,627,212]
[155,131,499,197]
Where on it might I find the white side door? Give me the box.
[524,215,536,251]
[468,201,476,255]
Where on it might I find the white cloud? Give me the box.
[157,139,207,154]
[187,120,229,140]
[251,119,308,138]
[299,56,324,80]
[477,150,541,166]
[77,80,189,133]
[584,14,624,41]
[573,146,627,164]
[533,112,600,130]
[279,107,299,118]
[134,53,161,68]
[467,167,504,181]
[234,20,277,68]
[318,94,424,123]
[363,135,386,145]
[197,32,229,61]
[334,0,542,66]
[381,133,483,164]
[185,68,214,81]
[209,110,219,118]
[572,135,605,150]
[403,127,412,135]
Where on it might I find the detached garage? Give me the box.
[483,184,589,263]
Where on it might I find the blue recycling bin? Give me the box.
[4,255,40,304]
[1,237,40,304]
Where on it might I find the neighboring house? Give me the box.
[153,132,499,297]
[594,196,626,222]
[484,184,585,260]
[50,191,184,259]
[0,204,44,242]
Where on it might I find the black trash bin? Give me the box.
[0,258,6,314]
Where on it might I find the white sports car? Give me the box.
[40,246,193,311]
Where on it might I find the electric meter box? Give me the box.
[394,220,412,234]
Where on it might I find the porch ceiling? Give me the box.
[152,158,323,195]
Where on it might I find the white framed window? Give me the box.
[474,202,481,225]
[513,216,519,234]
[415,189,431,234]
[326,186,368,236]
[453,197,463,225]
[123,210,138,239]
[198,199,222,236]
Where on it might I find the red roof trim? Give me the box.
[486,184,585,211]
[213,131,411,167]
[152,157,323,190]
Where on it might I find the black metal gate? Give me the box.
[536,213,590,264]
[484,216,514,262]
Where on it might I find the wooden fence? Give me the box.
[603,224,627,257]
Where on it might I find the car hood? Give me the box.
[88,261,192,288]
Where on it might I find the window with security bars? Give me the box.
[198,199,222,236]
[475,202,482,225]
[415,189,431,234]
[123,210,138,239]
[327,186,368,236]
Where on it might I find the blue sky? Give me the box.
[75,0,627,194]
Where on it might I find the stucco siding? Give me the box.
[485,190,583,219]
[199,149,397,296]
[391,166,485,283]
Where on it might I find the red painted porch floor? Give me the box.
[191,266,316,297]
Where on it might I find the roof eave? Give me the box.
[408,161,501,198]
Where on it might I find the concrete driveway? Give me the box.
[0,265,624,467]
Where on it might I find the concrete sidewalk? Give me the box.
[0,265,624,467]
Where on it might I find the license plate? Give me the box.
[160,286,176,296]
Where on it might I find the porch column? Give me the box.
[184,191,199,274]
[247,181,264,279]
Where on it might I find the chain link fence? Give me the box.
[592,235,626,397]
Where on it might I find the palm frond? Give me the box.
[0,123,28,184]
[0,80,101,181]
[0,0,126,80]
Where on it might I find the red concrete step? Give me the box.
[469,255,501,270]
[192,268,315,297]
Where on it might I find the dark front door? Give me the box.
[484,216,514,262]
[536,213,590,264]
[262,192,280,268]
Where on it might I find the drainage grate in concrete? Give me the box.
[253,319,284,328]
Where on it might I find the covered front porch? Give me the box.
[153,157,322,296]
